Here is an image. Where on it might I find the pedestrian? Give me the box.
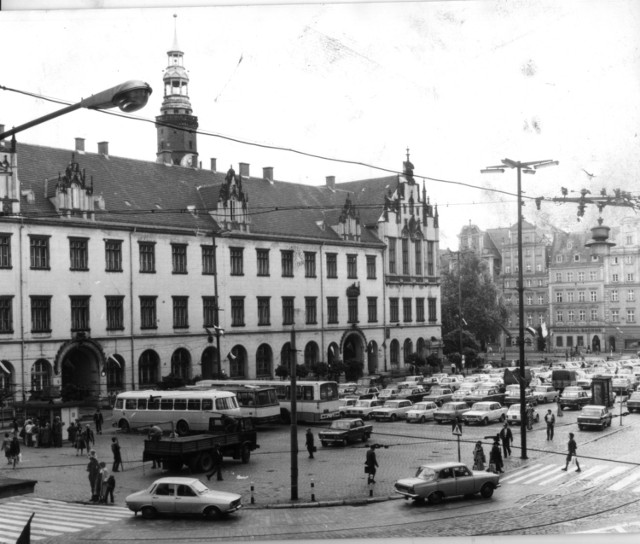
[104,474,116,504]
[52,416,64,447]
[98,462,110,503]
[305,428,315,459]
[562,432,581,472]
[544,409,556,440]
[87,450,101,502]
[12,418,19,435]
[499,423,513,458]
[147,425,163,468]
[84,424,95,448]
[205,444,224,481]
[31,422,40,448]
[526,403,535,431]
[556,396,564,418]
[365,444,379,484]
[75,427,87,456]
[68,421,78,447]
[8,434,20,469]
[489,439,504,473]
[94,409,104,435]
[111,437,122,472]
[2,432,12,464]
[40,422,51,448]
[450,362,456,375]
[472,441,486,471]
[24,420,34,447]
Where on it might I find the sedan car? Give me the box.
[577,405,612,430]
[506,404,540,425]
[461,402,507,426]
[627,391,640,413]
[434,401,471,424]
[394,462,500,504]
[406,401,438,423]
[559,389,592,410]
[126,477,242,520]
[532,385,559,404]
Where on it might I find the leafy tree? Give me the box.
[274,363,310,380]
[441,251,508,352]
[310,362,329,379]
[327,360,346,382]
[426,353,442,373]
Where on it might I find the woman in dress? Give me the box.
[472,441,486,471]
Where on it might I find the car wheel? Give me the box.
[141,506,157,520]
[428,492,444,505]
[420,416,426,424]
[342,439,347,447]
[480,483,494,499]
[391,414,397,421]
[176,420,190,436]
[483,418,489,426]
[412,496,426,504]
[204,506,223,520]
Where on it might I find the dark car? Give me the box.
[397,387,427,404]
[577,405,612,430]
[559,389,592,410]
[627,391,640,413]
[464,386,506,406]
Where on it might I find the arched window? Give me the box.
[256,344,272,378]
[31,359,51,391]
[229,345,246,378]
[105,354,124,390]
[171,348,191,380]
[0,360,13,393]
[403,339,413,364]
[304,342,319,366]
[281,343,293,369]
[201,346,218,379]
[139,350,159,387]
[416,337,426,358]
[390,340,400,367]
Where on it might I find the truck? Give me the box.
[142,416,259,473]
[590,376,615,408]
[552,370,578,391]
[318,418,373,447]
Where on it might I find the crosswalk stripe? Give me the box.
[592,466,628,484]
[539,469,571,485]
[502,465,549,484]
[607,469,640,491]
[500,464,544,483]
[501,463,640,490]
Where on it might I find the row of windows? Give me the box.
[555,309,602,323]
[553,271,599,282]
[503,279,547,289]
[504,263,545,274]
[610,290,636,302]
[611,273,635,283]
[554,291,599,303]
[387,238,436,276]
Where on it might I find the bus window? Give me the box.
[216,397,232,411]
[125,399,137,410]
[148,398,160,410]
[202,399,213,411]
[115,398,124,410]
[160,399,173,411]
[174,398,187,411]
[137,398,147,410]
[302,386,314,400]
[320,383,338,400]
[187,399,201,411]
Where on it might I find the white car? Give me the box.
[405,401,438,423]
[342,398,386,420]
[461,402,507,426]
[532,385,558,403]
[506,404,540,425]
[452,383,479,401]
[339,397,358,416]
[370,399,413,421]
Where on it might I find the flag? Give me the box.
[541,322,549,338]
[525,326,537,337]
[17,513,34,544]
[0,360,10,374]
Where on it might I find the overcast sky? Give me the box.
[2,0,639,247]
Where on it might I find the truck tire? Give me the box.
[199,452,215,473]
[176,420,190,436]
[241,444,251,463]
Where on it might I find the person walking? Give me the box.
[472,441,486,471]
[31,422,40,448]
[24,420,34,447]
[83,424,95,448]
[87,450,101,502]
[148,425,163,468]
[544,409,556,440]
[305,428,315,459]
[52,416,64,447]
[94,409,104,435]
[562,432,581,472]
[8,434,20,469]
[98,462,110,503]
[2,432,12,464]
[499,423,513,458]
[40,422,51,448]
[365,444,379,484]
[526,403,535,431]
[68,422,78,447]
[111,437,122,472]
[205,444,224,481]
[104,473,116,504]
[75,427,87,456]
[489,439,504,473]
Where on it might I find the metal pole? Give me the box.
[290,327,299,501]
[516,165,528,459]
[457,434,461,462]
[458,252,463,373]
[213,233,222,378]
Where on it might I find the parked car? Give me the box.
[532,385,559,404]
[506,403,539,425]
[503,385,537,406]
[342,398,386,419]
[627,391,640,413]
[394,462,500,504]
[397,386,427,403]
[464,385,506,406]
[125,477,242,520]
[377,387,401,401]
[612,376,633,395]
[439,376,464,391]
[406,401,439,423]
[338,383,358,398]
[318,418,373,446]
[559,389,592,410]
[339,397,358,416]
[434,401,471,424]
[452,383,480,402]
[422,387,454,407]
[352,387,380,400]
[461,402,508,426]
[577,405,613,431]
[370,399,413,421]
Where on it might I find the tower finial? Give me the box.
[406,147,410,163]
[172,13,180,52]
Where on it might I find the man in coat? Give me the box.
[365,444,379,484]
[499,423,513,458]
[305,428,315,459]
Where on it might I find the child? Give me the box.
[104,474,116,504]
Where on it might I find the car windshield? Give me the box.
[414,403,431,410]
[332,421,352,429]
[630,393,640,400]
[507,405,520,413]
[476,388,494,395]
[415,467,437,481]
[563,391,580,398]
[581,407,603,416]
[534,386,549,392]
[429,388,445,395]
[471,403,490,411]
[440,403,456,410]
[354,400,370,407]
[384,401,400,408]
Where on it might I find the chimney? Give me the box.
[98,141,109,156]
[263,166,273,182]
[210,158,217,172]
[239,162,250,177]
[75,138,85,153]
[326,175,336,190]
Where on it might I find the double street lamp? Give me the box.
[481,158,558,459]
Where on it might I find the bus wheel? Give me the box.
[199,452,214,473]
[241,444,251,464]
[176,420,190,436]
[118,419,130,433]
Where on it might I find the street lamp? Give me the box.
[481,158,558,460]
[0,80,152,141]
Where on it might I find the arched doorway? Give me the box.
[31,359,52,400]
[105,354,124,393]
[403,338,413,366]
[256,344,272,378]
[171,348,191,380]
[591,335,601,354]
[366,341,378,374]
[390,339,400,368]
[281,342,293,370]
[139,350,160,388]
[343,333,364,364]
[201,346,219,379]
[304,341,319,366]
[0,360,15,399]
[55,338,104,401]
[229,345,247,378]
[608,336,616,353]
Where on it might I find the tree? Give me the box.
[310,362,329,379]
[274,363,310,380]
[441,251,508,352]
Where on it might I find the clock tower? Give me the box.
[156,15,199,167]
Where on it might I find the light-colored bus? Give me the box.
[195,380,340,423]
[113,389,241,436]
[189,383,281,425]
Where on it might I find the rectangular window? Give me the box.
[416,298,425,322]
[281,250,294,277]
[348,297,358,323]
[105,239,122,272]
[506,266,512,274]
[326,253,337,278]
[304,252,316,278]
[556,336,563,348]
[0,296,13,333]
[388,238,397,274]
[172,243,188,274]
[139,242,156,273]
[202,296,216,328]
[590,271,597,281]
[568,310,575,322]
[390,297,399,322]
[0,234,11,269]
[367,297,377,323]
[172,296,189,328]
[590,291,597,302]
[428,298,437,323]
[201,245,215,275]
[629,290,635,302]
[578,272,585,282]
[257,297,270,326]
[538,295,544,304]
[69,238,89,271]
[556,310,563,322]
[305,297,317,324]
[527,295,533,305]
[628,273,635,282]
[31,296,51,332]
[611,290,619,302]
[612,274,619,283]
[611,309,619,322]
[257,249,270,276]
[567,292,574,303]
[403,298,412,322]
[555,292,563,303]
[230,297,245,327]
[105,296,124,330]
[30,235,50,269]
[70,296,90,331]
[401,238,409,275]
[327,297,338,324]
[591,309,598,321]
[625,255,634,264]
[140,296,157,329]
[230,247,244,276]
[555,272,562,282]
[578,291,585,302]
[567,272,573,282]
[282,297,295,325]
[347,254,357,279]
[628,309,635,323]
[366,255,376,279]
[578,310,586,322]
[414,242,422,275]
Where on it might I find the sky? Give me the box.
[2,0,640,248]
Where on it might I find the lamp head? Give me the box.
[80,80,153,112]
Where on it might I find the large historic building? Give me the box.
[0,31,442,404]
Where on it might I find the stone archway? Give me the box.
[366,341,378,374]
[342,331,365,369]
[608,336,616,353]
[591,335,601,354]
[201,346,219,379]
[54,337,105,401]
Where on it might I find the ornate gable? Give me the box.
[48,153,96,219]
[211,166,251,232]
[332,194,361,241]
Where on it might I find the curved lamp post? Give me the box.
[0,80,152,140]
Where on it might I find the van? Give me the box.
[551,369,578,390]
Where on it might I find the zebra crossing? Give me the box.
[0,497,132,543]
[500,462,640,493]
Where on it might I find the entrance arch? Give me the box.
[342,332,364,366]
[54,338,104,401]
[591,335,601,353]
[608,336,616,353]
[366,341,378,374]
[201,346,219,379]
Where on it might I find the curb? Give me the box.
[256,494,401,509]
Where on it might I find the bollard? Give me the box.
[250,481,255,505]
[311,478,315,502]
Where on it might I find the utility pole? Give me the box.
[290,327,298,501]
